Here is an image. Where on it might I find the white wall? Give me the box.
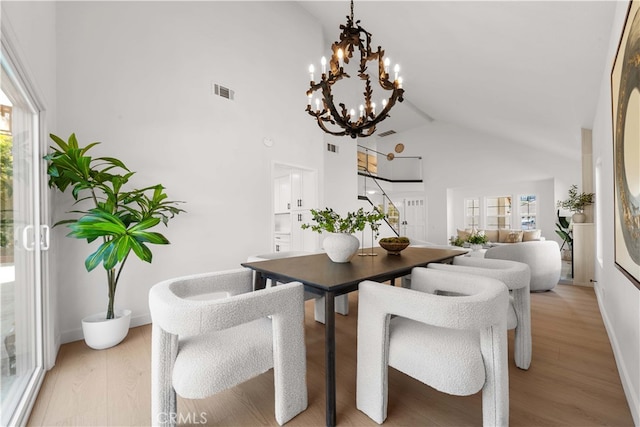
[2,0,58,365]
[591,2,639,423]
[53,1,325,342]
[378,121,581,244]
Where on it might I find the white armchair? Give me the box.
[149,268,307,426]
[427,257,531,370]
[247,251,349,324]
[485,240,561,291]
[357,268,510,426]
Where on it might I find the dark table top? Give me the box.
[241,246,466,294]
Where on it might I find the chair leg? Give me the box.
[480,324,509,427]
[151,324,178,427]
[512,288,532,370]
[356,294,390,424]
[314,295,349,324]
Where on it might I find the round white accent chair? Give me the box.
[149,268,308,426]
[356,268,510,426]
[427,257,531,370]
[485,240,561,292]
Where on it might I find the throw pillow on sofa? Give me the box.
[523,229,541,241]
[483,229,499,243]
[498,229,523,243]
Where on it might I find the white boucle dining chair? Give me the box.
[247,251,349,324]
[427,257,532,370]
[357,268,510,426]
[149,268,307,426]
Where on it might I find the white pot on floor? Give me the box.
[81,309,132,350]
[323,233,360,263]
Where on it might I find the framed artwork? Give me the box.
[611,0,640,288]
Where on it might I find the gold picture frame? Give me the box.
[611,0,640,288]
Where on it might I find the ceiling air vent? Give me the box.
[213,84,234,100]
[378,130,397,137]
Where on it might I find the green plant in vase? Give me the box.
[45,133,185,320]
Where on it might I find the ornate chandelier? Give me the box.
[305,0,404,139]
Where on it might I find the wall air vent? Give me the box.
[378,130,397,137]
[213,84,234,100]
[327,143,339,153]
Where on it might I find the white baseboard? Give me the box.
[60,312,152,345]
[596,289,639,426]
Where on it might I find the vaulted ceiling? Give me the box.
[298,1,617,159]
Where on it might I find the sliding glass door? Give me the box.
[0,44,47,426]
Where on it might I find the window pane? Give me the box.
[519,195,537,230]
[486,196,511,229]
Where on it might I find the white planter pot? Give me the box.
[81,309,132,350]
[323,233,360,263]
[470,244,483,251]
[572,212,586,223]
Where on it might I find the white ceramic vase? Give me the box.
[323,233,360,263]
[81,309,132,350]
[470,244,483,251]
[572,212,586,223]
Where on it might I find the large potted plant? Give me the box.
[45,133,184,349]
[557,184,595,223]
[301,207,385,262]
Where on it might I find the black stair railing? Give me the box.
[358,169,401,236]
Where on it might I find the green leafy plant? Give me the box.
[555,210,573,251]
[557,184,595,213]
[301,207,386,237]
[45,133,185,319]
[467,233,488,245]
[449,236,465,247]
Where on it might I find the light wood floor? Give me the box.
[28,284,633,426]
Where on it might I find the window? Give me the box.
[519,195,537,230]
[486,196,511,229]
[464,198,479,230]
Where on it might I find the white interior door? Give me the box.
[401,197,426,242]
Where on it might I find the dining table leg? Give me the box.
[325,291,336,427]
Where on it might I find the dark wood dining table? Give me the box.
[241,246,466,426]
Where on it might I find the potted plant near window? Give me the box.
[301,207,385,262]
[45,133,184,349]
[557,184,595,223]
[467,232,488,251]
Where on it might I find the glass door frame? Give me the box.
[1,28,49,427]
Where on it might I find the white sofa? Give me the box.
[457,228,544,246]
[485,240,561,292]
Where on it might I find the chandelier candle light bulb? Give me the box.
[384,57,390,74]
[337,48,344,68]
[309,64,314,82]
[321,56,327,74]
[394,64,400,81]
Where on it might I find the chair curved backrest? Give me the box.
[427,257,531,370]
[357,268,509,426]
[485,240,561,291]
[149,268,307,426]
